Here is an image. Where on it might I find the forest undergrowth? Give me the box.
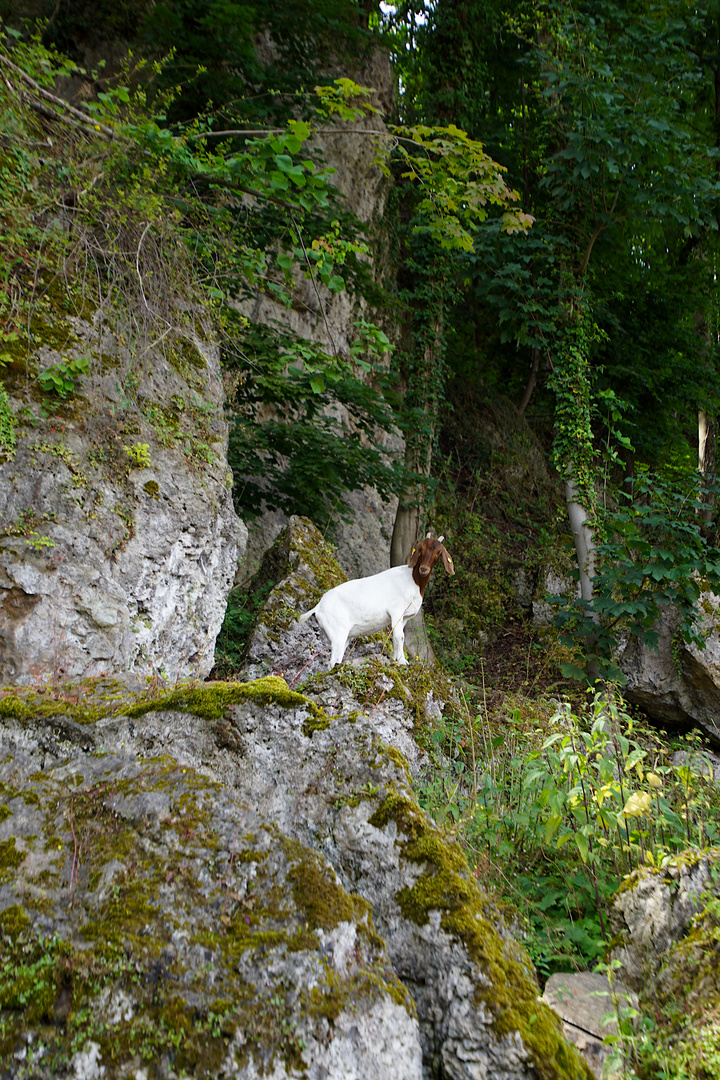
[404,386,720,1078]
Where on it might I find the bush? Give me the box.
[418,690,720,976]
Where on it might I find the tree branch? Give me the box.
[0,52,116,140]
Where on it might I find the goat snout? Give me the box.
[418,565,431,576]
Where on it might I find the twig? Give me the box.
[0,52,116,139]
[68,798,79,898]
[289,213,337,356]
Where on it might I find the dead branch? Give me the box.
[0,51,116,140]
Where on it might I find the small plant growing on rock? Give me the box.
[38,356,91,398]
[124,442,152,468]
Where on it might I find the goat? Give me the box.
[298,534,455,669]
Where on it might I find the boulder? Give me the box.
[542,972,638,1079]
[0,702,420,1080]
[617,601,720,748]
[609,848,720,995]
[0,520,593,1080]
[608,849,720,1078]
[534,558,720,749]
[0,321,245,686]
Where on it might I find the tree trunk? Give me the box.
[390,286,444,664]
[390,503,422,568]
[699,408,717,526]
[565,476,597,605]
[390,298,443,566]
[518,346,540,416]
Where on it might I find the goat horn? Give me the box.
[438,535,444,543]
[426,531,432,538]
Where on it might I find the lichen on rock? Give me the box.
[0,724,419,1079]
[1,308,245,686]
[0,515,592,1079]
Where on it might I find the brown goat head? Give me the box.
[408,533,455,593]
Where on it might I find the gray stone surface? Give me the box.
[0,323,245,685]
[0,520,591,1080]
[617,602,720,747]
[606,849,720,1073]
[543,972,638,1079]
[0,732,421,1080]
[610,849,720,991]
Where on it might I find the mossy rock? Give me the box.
[369,779,594,1080]
[0,748,416,1077]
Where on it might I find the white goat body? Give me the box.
[298,534,454,669]
[298,564,422,668]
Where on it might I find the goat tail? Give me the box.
[297,607,316,625]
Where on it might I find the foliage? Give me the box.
[631,1016,720,1080]
[0,385,15,457]
[124,442,152,468]
[534,1,720,251]
[0,27,407,521]
[392,122,533,252]
[388,0,720,522]
[547,311,601,497]
[37,356,91,398]
[225,319,405,528]
[212,579,275,678]
[418,691,720,977]
[552,470,720,682]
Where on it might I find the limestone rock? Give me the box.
[617,601,720,748]
[0,669,591,1080]
[543,972,638,1079]
[607,849,720,1076]
[0,323,245,685]
[609,848,720,994]
[0,522,592,1079]
[532,567,579,629]
[0,711,420,1080]
[242,515,448,691]
[235,48,402,584]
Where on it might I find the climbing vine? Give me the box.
[547,311,598,518]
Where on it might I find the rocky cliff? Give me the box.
[0,316,245,685]
[0,519,592,1080]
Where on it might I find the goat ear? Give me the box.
[408,543,420,567]
[441,546,455,575]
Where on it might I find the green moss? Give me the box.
[388,662,459,743]
[143,480,159,498]
[0,694,32,722]
[225,918,294,954]
[371,786,593,1080]
[0,676,327,733]
[0,904,31,938]
[284,838,369,931]
[368,789,427,839]
[0,838,26,883]
[301,709,333,736]
[125,675,321,723]
[81,885,161,948]
[307,965,416,1026]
